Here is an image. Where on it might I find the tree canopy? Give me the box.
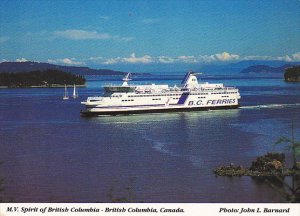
[284,66,300,82]
[0,69,86,87]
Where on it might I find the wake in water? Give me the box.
[239,103,300,110]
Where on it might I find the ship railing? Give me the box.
[197,87,237,91]
[188,87,238,93]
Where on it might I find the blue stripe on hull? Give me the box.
[177,93,189,105]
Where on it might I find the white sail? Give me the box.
[72,84,78,99]
[63,84,69,100]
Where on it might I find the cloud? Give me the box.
[94,52,241,65]
[291,52,300,61]
[158,52,240,64]
[102,57,122,65]
[242,55,274,61]
[157,56,176,64]
[276,55,293,62]
[140,19,159,25]
[173,52,240,63]
[177,56,199,63]
[89,56,104,61]
[52,29,134,42]
[61,58,85,65]
[46,51,300,67]
[103,53,154,64]
[99,16,110,20]
[53,29,111,40]
[123,53,153,64]
[16,58,29,62]
[241,52,300,62]
[112,36,135,42]
[0,36,9,43]
[214,52,240,61]
[47,58,85,66]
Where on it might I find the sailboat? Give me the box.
[72,84,78,99]
[63,84,69,100]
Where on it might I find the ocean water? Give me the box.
[0,73,299,202]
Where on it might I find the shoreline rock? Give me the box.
[214,165,297,177]
[215,153,300,177]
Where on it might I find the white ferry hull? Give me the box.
[81,104,240,116]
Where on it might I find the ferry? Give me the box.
[81,71,241,116]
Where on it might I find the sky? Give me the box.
[1,0,300,72]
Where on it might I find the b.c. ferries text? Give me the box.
[81,71,241,116]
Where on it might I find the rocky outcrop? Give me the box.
[214,153,297,176]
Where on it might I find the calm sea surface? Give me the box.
[0,73,299,202]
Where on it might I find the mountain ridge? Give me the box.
[0,61,150,76]
[240,63,300,74]
[199,60,300,74]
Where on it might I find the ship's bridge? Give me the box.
[181,71,227,90]
[104,86,136,93]
[182,71,200,89]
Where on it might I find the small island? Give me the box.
[214,153,298,177]
[284,66,300,82]
[0,69,86,88]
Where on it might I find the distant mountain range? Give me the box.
[240,64,299,74]
[1,60,300,75]
[199,60,300,74]
[0,61,149,76]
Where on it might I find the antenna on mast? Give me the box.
[122,73,132,86]
[123,73,132,82]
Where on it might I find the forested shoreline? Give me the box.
[284,66,300,82]
[0,69,86,87]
